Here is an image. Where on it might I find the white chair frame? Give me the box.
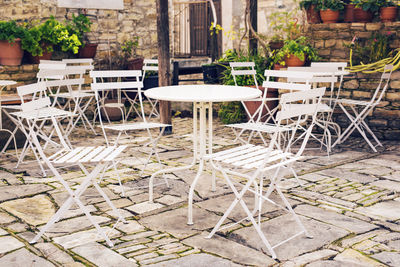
[205,87,326,259]
[333,64,393,152]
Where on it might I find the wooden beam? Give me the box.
[156,0,172,133]
[249,0,258,54]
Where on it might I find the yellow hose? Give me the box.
[348,49,400,73]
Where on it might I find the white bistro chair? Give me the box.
[90,70,171,194]
[10,82,75,176]
[333,64,393,152]
[141,59,159,118]
[226,70,315,144]
[204,87,326,259]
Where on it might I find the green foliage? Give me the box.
[66,14,92,44]
[375,0,397,7]
[317,0,345,11]
[218,101,247,124]
[121,37,139,58]
[268,11,302,42]
[23,17,81,56]
[299,0,319,9]
[0,20,27,42]
[273,36,320,65]
[348,32,395,65]
[351,0,381,13]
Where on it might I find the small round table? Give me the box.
[0,80,17,155]
[145,84,261,224]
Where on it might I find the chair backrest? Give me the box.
[62,58,94,72]
[17,82,50,113]
[371,64,393,105]
[286,67,338,84]
[230,62,259,89]
[142,59,158,82]
[310,62,347,71]
[272,87,326,158]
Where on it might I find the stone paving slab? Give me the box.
[232,214,349,260]
[72,242,137,267]
[1,117,400,266]
[0,248,55,267]
[182,232,275,266]
[146,253,243,267]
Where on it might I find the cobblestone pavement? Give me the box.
[0,117,399,267]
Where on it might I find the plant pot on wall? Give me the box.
[243,86,279,123]
[306,5,321,24]
[285,54,306,67]
[380,6,398,22]
[354,8,373,22]
[127,57,144,70]
[0,39,23,66]
[344,4,356,22]
[320,9,340,23]
[78,43,98,58]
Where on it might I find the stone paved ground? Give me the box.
[0,116,400,267]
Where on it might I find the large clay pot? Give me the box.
[269,41,284,50]
[243,86,279,122]
[285,54,306,67]
[0,39,23,66]
[344,4,356,22]
[354,8,373,22]
[320,9,340,24]
[380,6,398,22]
[78,43,98,58]
[305,4,321,24]
[100,99,125,121]
[127,57,144,70]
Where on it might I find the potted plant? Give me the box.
[0,20,27,65]
[267,11,303,50]
[351,0,380,22]
[344,0,356,22]
[377,0,398,22]
[24,17,81,63]
[273,36,320,67]
[318,0,345,23]
[120,38,144,70]
[66,14,96,58]
[300,0,321,24]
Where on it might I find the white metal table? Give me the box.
[0,80,17,155]
[145,85,261,224]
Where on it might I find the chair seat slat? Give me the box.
[53,147,85,164]
[91,147,116,162]
[104,145,128,162]
[67,147,96,163]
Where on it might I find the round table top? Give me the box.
[0,80,16,87]
[145,85,261,102]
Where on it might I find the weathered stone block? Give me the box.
[353,90,371,98]
[366,23,383,31]
[343,80,359,90]
[369,119,387,127]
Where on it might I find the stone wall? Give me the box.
[306,22,400,140]
[0,0,160,68]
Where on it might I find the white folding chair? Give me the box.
[287,66,343,154]
[227,70,314,145]
[25,111,127,247]
[204,87,326,259]
[62,58,94,72]
[333,64,393,152]
[10,82,75,176]
[141,59,159,118]
[90,70,171,194]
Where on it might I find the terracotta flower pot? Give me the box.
[78,43,98,58]
[344,4,356,22]
[269,41,284,50]
[273,64,285,70]
[127,57,144,70]
[0,39,24,66]
[284,54,305,67]
[354,8,373,22]
[29,44,53,64]
[380,6,398,22]
[320,9,340,24]
[243,86,279,122]
[306,4,321,24]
